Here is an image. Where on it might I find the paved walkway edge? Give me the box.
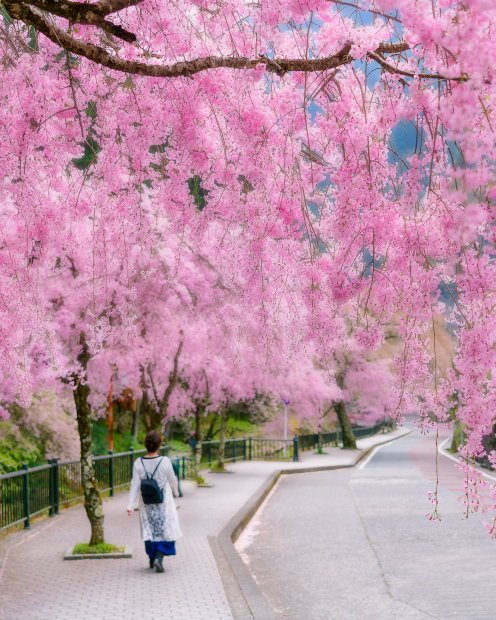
[212,430,412,620]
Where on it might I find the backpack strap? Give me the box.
[141,457,163,480]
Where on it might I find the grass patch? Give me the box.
[210,463,231,473]
[168,437,190,454]
[73,542,124,555]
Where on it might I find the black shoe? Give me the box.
[149,557,154,569]
[154,552,164,573]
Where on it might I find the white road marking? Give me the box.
[357,432,411,470]
[235,477,281,563]
[438,436,496,481]
[358,441,391,470]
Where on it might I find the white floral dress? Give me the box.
[127,456,182,542]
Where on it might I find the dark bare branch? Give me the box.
[147,364,160,407]
[328,0,402,23]
[160,338,183,411]
[2,3,465,82]
[15,0,137,42]
[375,42,409,54]
[367,51,467,82]
[4,6,355,76]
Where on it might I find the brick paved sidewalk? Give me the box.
[0,429,408,620]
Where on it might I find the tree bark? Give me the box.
[334,366,357,450]
[139,365,160,432]
[450,418,464,453]
[480,423,496,469]
[192,402,204,484]
[158,339,183,425]
[212,407,227,472]
[73,335,105,545]
[317,422,323,454]
[204,415,218,441]
[141,390,157,432]
[334,400,357,449]
[142,339,183,434]
[132,398,140,442]
[3,9,459,83]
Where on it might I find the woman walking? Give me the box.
[127,431,182,572]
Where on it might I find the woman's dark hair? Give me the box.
[144,431,162,453]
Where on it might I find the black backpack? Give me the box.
[140,457,164,505]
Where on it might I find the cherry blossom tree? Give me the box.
[1,0,496,535]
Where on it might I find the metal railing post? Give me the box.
[249,437,253,461]
[172,459,182,497]
[108,451,114,497]
[48,459,54,516]
[233,439,236,463]
[293,436,299,462]
[208,442,212,466]
[243,438,247,461]
[176,459,182,496]
[22,464,30,529]
[53,458,59,514]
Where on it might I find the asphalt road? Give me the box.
[237,428,496,620]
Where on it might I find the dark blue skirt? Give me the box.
[144,540,176,560]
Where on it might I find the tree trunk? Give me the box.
[205,415,218,441]
[163,415,172,444]
[450,418,464,453]
[480,423,496,469]
[335,400,357,449]
[140,381,153,432]
[74,337,105,545]
[139,366,161,432]
[212,407,227,472]
[193,402,205,484]
[132,398,140,443]
[317,422,323,454]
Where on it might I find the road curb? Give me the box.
[212,429,412,620]
[352,428,412,468]
[438,435,496,481]
[211,471,281,620]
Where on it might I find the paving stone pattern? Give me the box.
[0,495,233,620]
[0,429,408,620]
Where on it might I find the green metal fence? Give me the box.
[352,420,389,439]
[0,420,389,533]
[0,448,191,532]
[297,420,390,451]
[0,464,53,530]
[200,437,297,465]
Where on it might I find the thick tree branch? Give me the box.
[147,364,160,407]
[3,2,465,82]
[97,0,142,15]
[146,337,184,421]
[160,338,183,413]
[10,0,137,42]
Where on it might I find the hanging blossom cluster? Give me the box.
[0,0,496,530]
